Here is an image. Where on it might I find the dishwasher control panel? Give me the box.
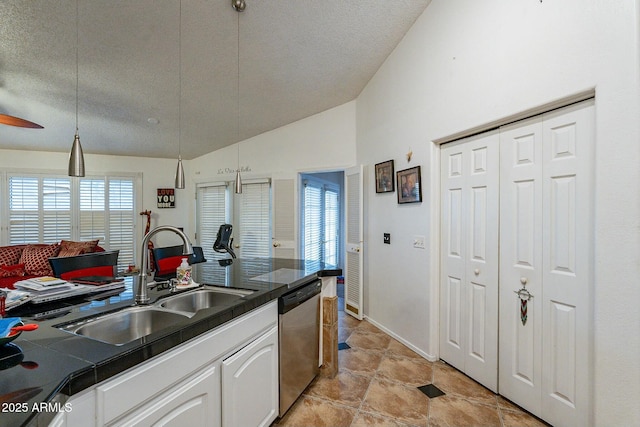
[278,280,321,314]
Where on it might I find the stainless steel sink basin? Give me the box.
[158,288,253,314]
[59,306,190,345]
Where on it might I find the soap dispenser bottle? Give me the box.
[176,257,192,286]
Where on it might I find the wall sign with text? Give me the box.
[157,188,175,208]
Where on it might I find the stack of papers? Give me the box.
[3,290,32,310]
[15,277,73,294]
[12,277,126,305]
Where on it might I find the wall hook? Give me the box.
[406,149,413,163]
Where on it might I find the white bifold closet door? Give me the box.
[499,101,594,427]
[439,131,500,393]
[440,99,594,427]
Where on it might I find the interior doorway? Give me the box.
[299,171,344,269]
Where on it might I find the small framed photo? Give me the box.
[397,166,422,204]
[375,160,395,193]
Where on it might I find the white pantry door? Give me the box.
[344,166,363,320]
[439,131,500,392]
[499,101,594,427]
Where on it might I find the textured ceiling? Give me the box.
[0,0,430,159]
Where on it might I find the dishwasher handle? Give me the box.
[279,280,321,314]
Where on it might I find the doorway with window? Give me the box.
[300,172,343,269]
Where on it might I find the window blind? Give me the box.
[196,183,228,284]
[323,188,339,266]
[302,179,340,266]
[304,183,322,262]
[239,182,271,258]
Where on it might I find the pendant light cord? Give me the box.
[178,0,182,160]
[75,0,79,134]
[236,8,240,172]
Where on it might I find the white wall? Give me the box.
[187,101,357,238]
[357,0,639,425]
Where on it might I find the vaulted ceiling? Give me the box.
[0,0,430,159]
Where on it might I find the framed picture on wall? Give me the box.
[375,160,395,193]
[397,166,422,204]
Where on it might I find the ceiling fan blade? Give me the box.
[0,114,44,129]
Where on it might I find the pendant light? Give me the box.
[233,0,245,194]
[68,0,85,177]
[174,0,186,189]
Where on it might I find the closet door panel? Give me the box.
[440,132,499,393]
[498,117,544,416]
[541,102,594,427]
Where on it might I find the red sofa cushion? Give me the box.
[0,246,23,266]
[57,239,100,257]
[0,263,25,278]
[19,244,61,276]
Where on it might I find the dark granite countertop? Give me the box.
[1,258,341,426]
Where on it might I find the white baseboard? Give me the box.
[363,315,438,362]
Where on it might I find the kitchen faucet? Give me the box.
[136,225,193,305]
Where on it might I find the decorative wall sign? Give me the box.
[157,188,175,208]
[375,160,395,193]
[397,166,422,204]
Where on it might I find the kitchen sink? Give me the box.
[58,287,254,345]
[158,287,254,314]
[58,306,190,346]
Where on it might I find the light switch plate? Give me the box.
[384,233,391,244]
[413,235,425,249]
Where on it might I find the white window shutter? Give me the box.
[272,178,296,259]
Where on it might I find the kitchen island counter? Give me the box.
[1,258,340,427]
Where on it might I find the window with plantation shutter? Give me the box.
[238,181,271,258]
[4,173,138,271]
[107,179,135,269]
[8,176,72,244]
[196,183,229,284]
[79,179,106,242]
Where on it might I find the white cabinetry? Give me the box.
[112,362,220,427]
[222,326,278,427]
[50,301,278,427]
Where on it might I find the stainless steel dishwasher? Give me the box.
[278,279,321,417]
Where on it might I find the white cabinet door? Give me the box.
[221,326,278,427]
[112,362,221,427]
[439,131,500,392]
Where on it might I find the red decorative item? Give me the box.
[140,210,155,271]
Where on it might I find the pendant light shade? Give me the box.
[235,168,242,194]
[175,156,185,189]
[68,131,85,177]
[68,0,85,177]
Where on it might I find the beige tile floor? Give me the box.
[274,300,548,427]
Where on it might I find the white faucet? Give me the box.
[136,225,193,305]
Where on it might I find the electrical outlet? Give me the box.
[383,233,391,244]
[413,235,425,249]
